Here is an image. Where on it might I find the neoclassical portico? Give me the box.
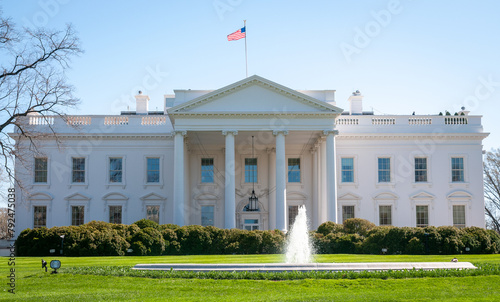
[167,75,342,231]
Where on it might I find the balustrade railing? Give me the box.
[104,116,129,125]
[141,116,167,125]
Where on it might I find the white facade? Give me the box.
[12,75,488,234]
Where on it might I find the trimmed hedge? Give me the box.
[15,218,500,256]
[314,219,500,255]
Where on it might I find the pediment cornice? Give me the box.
[167,75,343,115]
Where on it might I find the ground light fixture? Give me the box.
[50,260,61,274]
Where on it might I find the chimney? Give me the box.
[348,90,363,115]
[135,91,150,115]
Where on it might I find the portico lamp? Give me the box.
[247,136,259,211]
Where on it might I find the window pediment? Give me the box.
[64,192,91,201]
[103,192,128,201]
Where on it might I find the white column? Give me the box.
[173,130,187,226]
[273,130,288,232]
[223,130,238,229]
[311,146,318,229]
[267,148,276,230]
[324,130,338,223]
[320,137,327,224]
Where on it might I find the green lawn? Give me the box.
[2,254,500,301]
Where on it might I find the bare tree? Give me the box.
[0,12,82,186]
[484,149,500,233]
[0,208,8,239]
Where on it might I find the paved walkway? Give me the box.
[133,262,476,272]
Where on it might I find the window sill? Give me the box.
[143,183,164,189]
[31,183,51,189]
[376,183,395,189]
[338,182,358,189]
[68,184,88,189]
[449,182,469,189]
[106,184,126,189]
[412,182,432,188]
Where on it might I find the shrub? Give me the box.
[261,230,285,254]
[362,226,393,254]
[437,226,464,254]
[161,228,180,255]
[316,221,343,236]
[133,219,161,230]
[343,218,375,237]
[128,227,165,256]
[176,225,212,255]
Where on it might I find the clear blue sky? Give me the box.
[2,0,500,151]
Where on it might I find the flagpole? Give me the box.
[244,20,248,78]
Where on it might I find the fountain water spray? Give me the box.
[285,205,314,263]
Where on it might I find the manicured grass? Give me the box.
[2,254,500,301]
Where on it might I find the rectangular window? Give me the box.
[416,205,428,227]
[33,206,47,228]
[71,206,85,226]
[451,157,464,182]
[243,219,259,231]
[34,157,48,183]
[72,158,85,183]
[414,158,427,182]
[245,158,257,183]
[201,205,214,227]
[453,205,466,228]
[341,158,354,183]
[378,158,391,183]
[201,158,214,183]
[288,205,299,228]
[342,205,355,223]
[147,157,160,183]
[379,205,392,226]
[146,205,160,224]
[109,206,122,224]
[109,157,123,183]
[288,158,301,183]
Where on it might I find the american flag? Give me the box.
[227,27,246,41]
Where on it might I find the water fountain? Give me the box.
[133,205,477,272]
[285,205,314,264]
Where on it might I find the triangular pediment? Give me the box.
[373,192,399,200]
[410,191,435,200]
[167,75,343,115]
[338,192,362,200]
[64,192,91,201]
[140,193,167,201]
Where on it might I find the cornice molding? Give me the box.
[168,111,340,119]
[336,133,489,140]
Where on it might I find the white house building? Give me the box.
[12,75,489,234]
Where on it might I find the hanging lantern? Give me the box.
[246,136,259,211]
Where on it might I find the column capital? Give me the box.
[266,147,276,154]
[272,130,289,136]
[222,130,238,136]
[322,130,339,136]
[172,130,187,136]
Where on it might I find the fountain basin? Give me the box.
[133,262,476,272]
